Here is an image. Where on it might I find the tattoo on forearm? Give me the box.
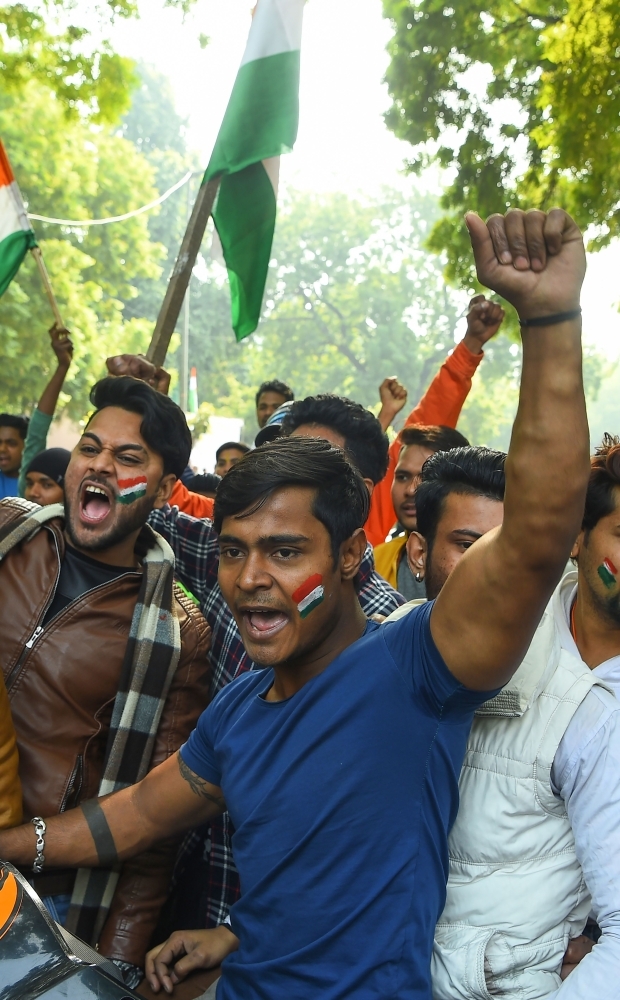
[80,798,119,867]
[178,755,225,809]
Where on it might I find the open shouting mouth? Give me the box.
[79,481,113,525]
[241,607,289,641]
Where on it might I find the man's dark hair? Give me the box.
[0,414,29,440]
[282,394,389,485]
[89,376,192,479]
[583,434,620,533]
[415,447,506,549]
[186,472,222,496]
[400,424,470,453]
[214,436,370,560]
[255,380,295,406]
[215,441,251,463]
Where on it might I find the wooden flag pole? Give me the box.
[30,246,64,328]
[147,175,221,368]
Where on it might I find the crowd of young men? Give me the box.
[0,206,617,999]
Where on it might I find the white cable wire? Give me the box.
[27,170,194,226]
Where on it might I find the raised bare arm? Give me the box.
[0,752,225,869]
[37,325,73,416]
[431,208,589,690]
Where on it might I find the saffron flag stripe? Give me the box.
[118,476,148,491]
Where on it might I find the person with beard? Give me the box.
[0,375,211,988]
[0,207,596,1000]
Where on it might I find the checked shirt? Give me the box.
[149,504,405,926]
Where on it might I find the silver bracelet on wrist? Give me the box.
[31,816,46,873]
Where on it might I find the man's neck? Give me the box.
[63,530,141,569]
[572,584,620,669]
[266,597,368,702]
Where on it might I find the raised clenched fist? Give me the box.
[465,208,585,321]
[106,353,171,395]
[462,295,505,355]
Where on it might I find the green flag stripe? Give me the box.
[204,50,300,181]
[213,161,276,341]
[0,229,36,297]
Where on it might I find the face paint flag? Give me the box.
[0,140,37,298]
[204,0,305,341]
[293,574,324,619]
[598,557,618,589]
[117,476,148,505]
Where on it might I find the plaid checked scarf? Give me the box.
[0,500,181,945]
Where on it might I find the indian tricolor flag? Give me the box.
[0,140,37,297]
[204,0,305,341]
[117,476,148,505]
[293,574,325,619]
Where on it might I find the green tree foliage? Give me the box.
[119,63,200,327]
[184,188,528,448]
[0,0,195,124]
[382,0,620,287]
[0,79,164,415]
[111,65,606,451]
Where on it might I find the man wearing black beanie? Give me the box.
[23,448,71,506]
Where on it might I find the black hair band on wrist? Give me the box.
[519,308,582,328]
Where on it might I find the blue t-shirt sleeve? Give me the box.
[382,600,499,719]
[180,702,222,787]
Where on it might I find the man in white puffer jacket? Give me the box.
[393,440,620,1000]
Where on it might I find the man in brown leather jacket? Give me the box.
[0,673,21,830]
[0,375,211,986]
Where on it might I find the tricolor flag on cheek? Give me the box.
[117,476,148,505]
[0,140,37,297]
[598,557,618,589]
[292,574,325,619]
[204,0,305,342]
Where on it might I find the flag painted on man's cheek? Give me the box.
[598,557,618,589]
[293,574,325,619]
[117,476,148,505]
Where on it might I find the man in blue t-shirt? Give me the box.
[0,208,591,999]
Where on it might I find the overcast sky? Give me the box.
[110,0,620,359]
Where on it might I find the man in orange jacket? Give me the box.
[365,295,505,547]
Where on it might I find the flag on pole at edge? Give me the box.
[204,0,305,342]
[0,140,37,297]
[189,367,198,414]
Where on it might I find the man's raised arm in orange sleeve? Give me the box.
[365,295,505,547]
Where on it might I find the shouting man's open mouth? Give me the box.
[241,606,289,642]
[79,482,113,525]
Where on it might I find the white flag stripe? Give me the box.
[241,0,304,67]
[119,483,147,497]
[0,182,31,244]
[262,156,281,196]
[298,584,324,612]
